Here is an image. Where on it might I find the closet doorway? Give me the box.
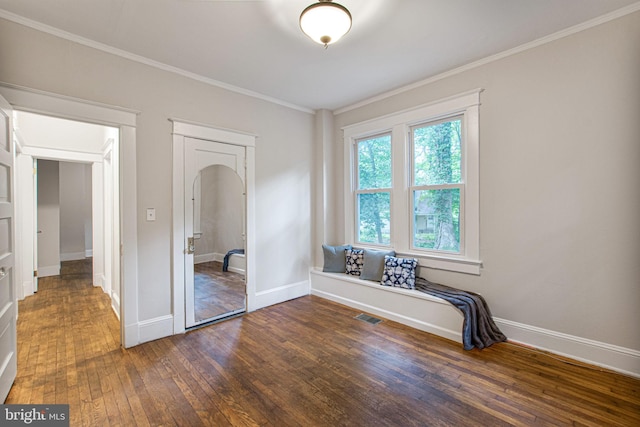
[171,120,256,334]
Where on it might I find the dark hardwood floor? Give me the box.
[6,260,640,426]
[194,261,245,321]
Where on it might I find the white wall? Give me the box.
[329,11,640,369]
[59,161,91,261]
[0,17,314,327]
[36,159,59,277]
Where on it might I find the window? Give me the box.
[343,90,481,274]
[411,117,463,253]
[355,133,392,245]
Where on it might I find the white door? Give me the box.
[0,94,16,401]
[184,137,246,328]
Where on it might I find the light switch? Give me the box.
[146,208,156,221]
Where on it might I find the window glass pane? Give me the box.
[357,192,391,245]
[413,189,460,252]
[413,118,461,186]
[358,134,391,189]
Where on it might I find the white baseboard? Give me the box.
[195,251,246,275]
[312,288,462,343]
[60,251,87,261]
[93,273,105,289]
[38,265,60,277]
[111,292,121,320]
[21,281,34,300]
[310,270,463,344]
[123,315,174,348]
[85,249,93,258]
[123,323,139,348]
[310,269,639,378]
[194,253,216,264]
[251,279,310,311]
[495,318,640,379]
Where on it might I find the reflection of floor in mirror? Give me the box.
[194,261,245,321]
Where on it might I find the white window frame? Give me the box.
[354,132,393,247]
[409,115,465,255]
[343,89,482,275]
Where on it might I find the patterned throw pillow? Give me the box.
[345,248,364,276]
[381,256,418,289]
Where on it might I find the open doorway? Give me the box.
[15,111,121,325]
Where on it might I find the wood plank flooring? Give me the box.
[6,260,640,426]
[194,261,245,321]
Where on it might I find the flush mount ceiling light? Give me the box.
[300,0,352,48]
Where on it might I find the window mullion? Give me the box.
[391,124,409,251]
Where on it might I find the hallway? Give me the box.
[6,259,119,422]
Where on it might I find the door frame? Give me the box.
[0,83,139,348]
[171,119,256,334]
[0,91,16,402]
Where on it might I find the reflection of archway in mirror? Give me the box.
[192,164,246,323]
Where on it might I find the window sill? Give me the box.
[410,253,482,275]
[357,246,482,275]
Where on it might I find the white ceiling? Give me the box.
[1,0,638,111]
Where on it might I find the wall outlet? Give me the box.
[146,208,156,221]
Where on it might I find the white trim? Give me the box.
[85,249,93,258]
[93,273,105,289]
[334,2,640,114]
[137,315,174,345]
[172,120,257,333]
[170,119,257,146]
[252,280,310,311]
[21,281,32,299]
[342,89,482,135]
[19,146,102,163]
[38,265,60,278]
[111,292,121,321]
[0,83,140,349]
[120,125,139,348]
[194,252,246,274]
[343,90,482,274]
[495,318,640,379]
[60,252,86,262]
[0,82,137,126]
[194,253,216,264]
[0,10,312,114]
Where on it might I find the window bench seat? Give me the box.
[309,268,463,344]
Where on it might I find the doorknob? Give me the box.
[187,237,195,255]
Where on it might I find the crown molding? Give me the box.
[334,2,640,115]
[0,9,314,115]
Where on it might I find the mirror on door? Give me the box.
[191,164,246,323]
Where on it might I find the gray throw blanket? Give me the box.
[414,277,506,350]
[222,249,244,272]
